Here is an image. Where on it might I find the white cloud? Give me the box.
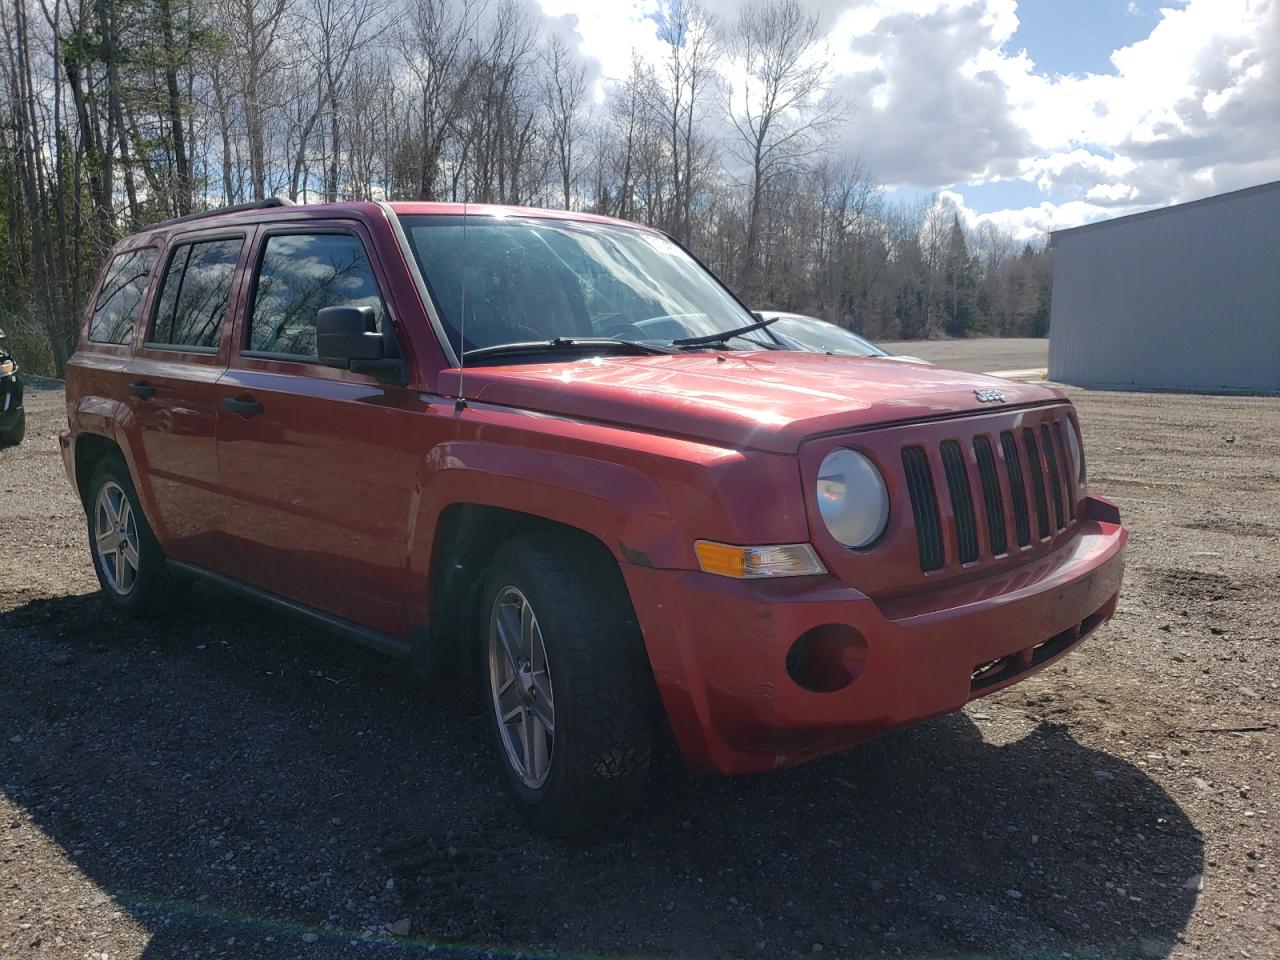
[537,0,1280,231]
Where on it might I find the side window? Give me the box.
[247,233,385,358]
[89,248,157,345]
[150,237,244,349]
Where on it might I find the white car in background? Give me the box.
[755,311,930,364]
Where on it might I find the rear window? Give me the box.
[150,237,243,349]
[89,248,157,345]
[247,232,384,358]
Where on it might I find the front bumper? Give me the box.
[623,495,1126,775]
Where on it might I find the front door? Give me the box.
[214,222,437,639]
[127,228,250,569]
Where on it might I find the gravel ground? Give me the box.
[2,374,1277,960]
[879,337,1048,374]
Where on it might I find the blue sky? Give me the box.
[542,0,1280,238]
[1009,0,1157,77]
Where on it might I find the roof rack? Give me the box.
[159,196,295,228]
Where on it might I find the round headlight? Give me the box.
[1065,417,1086,492]
[816,448,890,548]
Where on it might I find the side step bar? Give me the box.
[168,560,413,660]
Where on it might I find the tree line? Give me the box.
[0,0,1052,376]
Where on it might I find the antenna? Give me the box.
[455,197,469,412]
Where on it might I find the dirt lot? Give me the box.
[2,373,1277,960]
[879,337,1048,373]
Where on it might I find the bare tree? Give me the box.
[399,0,484,200]
[224,0,292,199]
[725,0,840,295]
[542,32,587,209]
[657,0,717,244]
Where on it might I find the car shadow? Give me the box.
[1,588,1203,959]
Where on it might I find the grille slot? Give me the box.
[972,435,1008,555]
[1040,424,1066,530]
[1000,431,1031,547]
[1022,428,1051,539]
[902,446,944,572]
[940,440,979,564]
[1052,421,1076,521]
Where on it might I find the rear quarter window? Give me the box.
[89,247,157,345]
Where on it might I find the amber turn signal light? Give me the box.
[694,540,827,579]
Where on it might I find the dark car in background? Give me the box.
[757,311,928,363]
[0,328,24,446]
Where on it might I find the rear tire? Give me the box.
[0,409,23,446]
[479,534,653,836]
[86,454,183,617]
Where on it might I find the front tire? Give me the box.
[86,455,182,617]
[479,535,653,836]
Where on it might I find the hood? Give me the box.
[444,352,1064,454]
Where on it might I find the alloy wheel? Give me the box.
[488,585,556,789]
[94,480,140,595]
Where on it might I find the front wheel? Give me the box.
[480,535,653,836]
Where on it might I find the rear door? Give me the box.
[214,220,433,638]
[126,227,251,568]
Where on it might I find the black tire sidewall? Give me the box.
[0,409,22,446]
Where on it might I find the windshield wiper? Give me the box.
[462,337,675,361]
[669,315,778,348]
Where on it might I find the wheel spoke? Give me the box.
[114,548,126,589]
[521,708,537,776]
[495,602,523,669]
[121,540,140,574]
[529,691,554,734]
[528,712,549,779]
[520,599,536,661]
[498,682,524,724]
[96,528,116,550]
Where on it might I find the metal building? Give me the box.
[1048,180,1280,393]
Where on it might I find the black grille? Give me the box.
[1000,430,1032,547]
[940,440,979,564]
[899,415,1080,572]
[973,435,1008,555]
[1022,428,1051,539]
[902,446,944,571]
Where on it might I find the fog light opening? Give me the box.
[785,624,867,694]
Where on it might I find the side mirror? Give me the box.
[317,305,383,367]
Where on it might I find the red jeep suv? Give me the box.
[60,199,1127,834]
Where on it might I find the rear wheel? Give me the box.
[86,455,183,616]
[0,409,23,446]
[480,535,653,836]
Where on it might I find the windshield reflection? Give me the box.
[403,215,766,358]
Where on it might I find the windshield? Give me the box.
[402,215,766,358]
[768,315,889,357]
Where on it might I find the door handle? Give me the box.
[222,395,264,417]
[127,381,155,400]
